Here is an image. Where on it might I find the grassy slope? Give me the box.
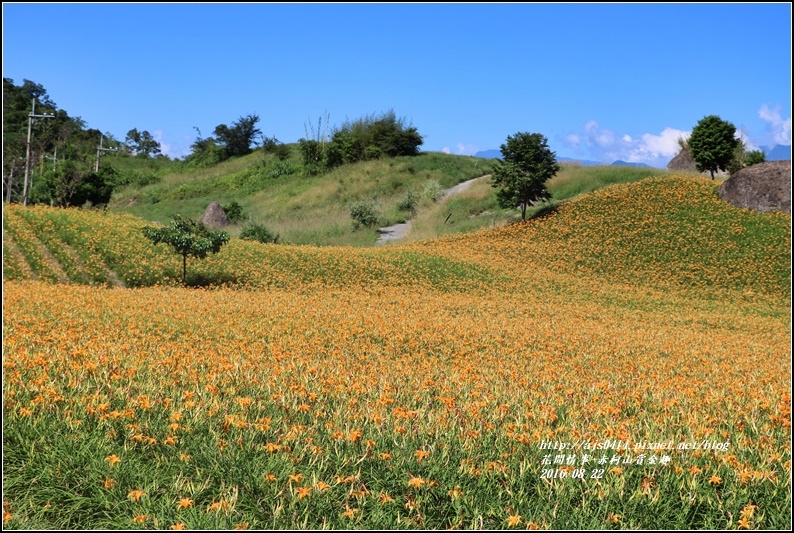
[108,150,494,247]
[107,149,704,247]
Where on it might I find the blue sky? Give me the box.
[3,3,791,167]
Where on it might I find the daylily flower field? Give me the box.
[3,177,790,529]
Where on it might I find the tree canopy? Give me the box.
[125,128,162,158]
[214,114,262,159]
[688,115,740,180]
[491,132,560,220]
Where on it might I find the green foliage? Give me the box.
[397,191,418,215]
[239,222,279,243]
[420,179,445,202]
[214,114,262,159]
[688,115,740,179]
[3,77,120,204]
[297,139,325,176]
[348,199,380,229]
[744,149,766,167]
[178,128,227,169]
[326,110,424,168]
[265,160,296,179]
[125,128,161,157]
[491,131,560,220]
[222,200,246,223]
[142,215,229,284]
[261,136,292,161]
[33,160,115,207]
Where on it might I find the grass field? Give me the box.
[2,175,791,529]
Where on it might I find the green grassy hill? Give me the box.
[107,150,494,246]
[105,150,706,247]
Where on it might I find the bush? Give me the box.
[348,199,380,229]
[240,222,279,244]
[223,200,246,223]
[273,144,292,161]
[265,161,296,179]
[745,150,766,167]
[262,136,292,161]
[298,139,325,176]
[421,180,445,202]
[397,191,418,215]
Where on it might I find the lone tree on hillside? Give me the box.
[491,132,560,220]
[142,215,229,284]
[688,115,740,179]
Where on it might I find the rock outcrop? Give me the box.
[717,160,791,214]
[199,201,230,228]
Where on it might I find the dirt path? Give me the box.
[376,175,489,245]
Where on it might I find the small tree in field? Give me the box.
[688,115,740,179]
[142,215,229,284]
[491,132,560,220]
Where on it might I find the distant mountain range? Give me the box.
[473,150,648,167]
[762,144,791,161]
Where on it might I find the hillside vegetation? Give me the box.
[3,175,791,529]
[104,150,700,247]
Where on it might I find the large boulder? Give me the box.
[199,201,230,228]
[717,160,791,214]
[667,148,728,177]
[666,149,697,172]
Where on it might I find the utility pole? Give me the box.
[22,99,54,206]
[95,134,118,172]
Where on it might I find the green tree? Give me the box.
[491,132,560,220]
[214,114,262,158]
[125,128,162,157]
[142,215,229,284]
[744,149,766,167]
[688,115,740,179]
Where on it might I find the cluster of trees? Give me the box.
[298,110,424,175]
[3,78,165,207]
[684,115,766,179]
[182,114,262,168]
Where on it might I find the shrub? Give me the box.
[223,200,246,223]
[266,161,296,179]
[745,150,766,167]
[240,222,279,244]
[421,180,445,202]
[348,199,380,229]
[397,191,418,215]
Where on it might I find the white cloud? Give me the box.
[153,130,193,159]
[456,143,478,156]
[442,146,451,154]
[152,130,172,157]
[758,104,792,145]
[735,128,759,152]
[562,121,690,167]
